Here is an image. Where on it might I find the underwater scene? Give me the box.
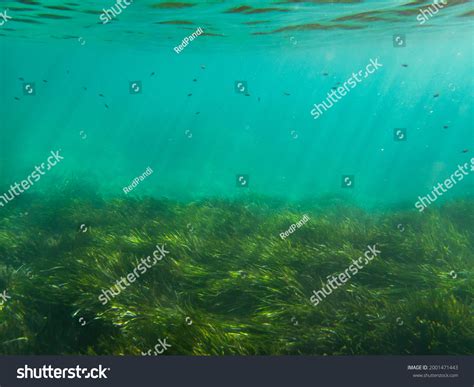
[0,0,473,356]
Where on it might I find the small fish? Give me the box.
[193,78,197,82]
[83,87,87,91]
[331,87,337,91]
[14,97,20,101]
[150,72,155,76]
[283,92,290,96]
[18,77,24,81]
[196,112,200,115]
[42,80,48,83]
[443,125,449,129]
[433,93,439,98]
[187,93,192,97]
[322,73,328,76]
[335,82,341,85]
[244,93,250,96]
[258,97,260,102]
[401,64,408,67]
[99,94,104,97]
[462,149,469,153]
[201,65,205,70]
[104,103,109,109]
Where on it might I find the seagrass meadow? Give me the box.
[0,184,472,355]
[1,0,474,357]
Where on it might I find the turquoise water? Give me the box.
[1,0,473,206]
